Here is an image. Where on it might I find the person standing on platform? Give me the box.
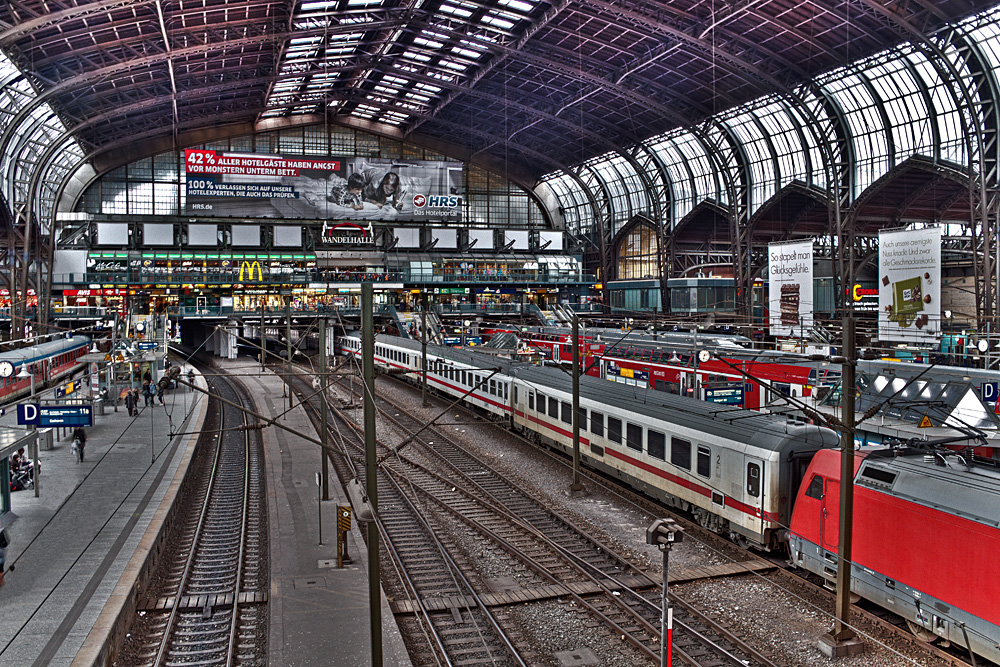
[0,527,9,588]
[156,382,165,405]
[124,387,137,416]
[72,426,86,463]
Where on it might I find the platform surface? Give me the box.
[0,370,205,667]
[225,358,413,667]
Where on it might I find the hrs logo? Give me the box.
[412,194,461,208]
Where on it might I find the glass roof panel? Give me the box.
[721,108,774,215]
[865,52,933,164]
[820,68,890,199]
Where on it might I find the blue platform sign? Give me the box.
[17,404,93,427]
[705,385,744,405]
[137,341,159,351]
[981,382,998,403]
[17,404,39,426]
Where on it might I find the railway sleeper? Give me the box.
[137,591,268,612]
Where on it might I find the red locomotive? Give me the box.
[789,447,1000,663]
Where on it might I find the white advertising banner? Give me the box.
[768,240,813,336]
[878,226,942,342]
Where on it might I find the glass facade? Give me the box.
[616,223,659,280]
[75,125,546,228]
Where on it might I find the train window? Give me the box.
[805,475,823,499]
[590,411,604,436]
[536,393,545,411]
[513,386,518,403]
[504,383,508,400]
[528,392,534,410]
[747,463,761,497]
[860,466,897,486]
[626,423,642,452]
[578,407,587,431]
[489,379,496,395]
[461,371,467,385]
[697,446,711,478]
[607,417,622,444]
[671,438,691,470]
[548,397,559,419]
[648,430,665,460]
[561,401,571,424]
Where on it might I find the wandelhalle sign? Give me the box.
[321,222,375,246]
[184,150,463,222]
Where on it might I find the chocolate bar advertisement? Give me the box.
[768,240,813,337]
[878,226,941,342]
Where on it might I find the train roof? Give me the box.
[524,325,754,349]
[377,334,840,454]
[0,336,90,365]
[858,450,1000,527]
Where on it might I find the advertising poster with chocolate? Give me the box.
[768,240,813,337]
[878,226,942,342]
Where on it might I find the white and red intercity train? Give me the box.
[339,331,1000,663]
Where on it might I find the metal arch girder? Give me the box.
[947,25,1000,326]
[45,41,635,163]
[18,8,388,75]
[579,0,816,98]
[22,12,277,75]
[0,0,158,47]
[0,27,284,164]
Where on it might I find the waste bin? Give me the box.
[38,428,54,451]
[94,398,105,416]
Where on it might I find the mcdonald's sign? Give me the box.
[240,261,265,282]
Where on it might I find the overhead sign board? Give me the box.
[17,404,93,427]
[878,226,941,342]
[137,341,159,350]
[184,150,464,222]
[55,382,76,399]
[705,385,744,405]
[607,363,649,382]
[768,240,813,337]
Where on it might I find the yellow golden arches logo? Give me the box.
[239,261,264,282]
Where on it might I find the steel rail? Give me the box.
[151,383,250,667]
[287,372,525,667]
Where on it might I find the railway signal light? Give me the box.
[647,518,683,667]
[646,518,684,547]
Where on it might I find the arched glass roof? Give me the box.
[545,9,1000,233]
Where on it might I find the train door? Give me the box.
[681,371,699,399]
[820,477,840,552]
[744,457,765,535]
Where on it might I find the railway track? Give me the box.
[117,367,268,667]
[288,361,786,667]
[369,367,989,667]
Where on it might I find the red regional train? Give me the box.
[790,447,1000,662]
[0,335,90,403]
[504,327,839,409]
